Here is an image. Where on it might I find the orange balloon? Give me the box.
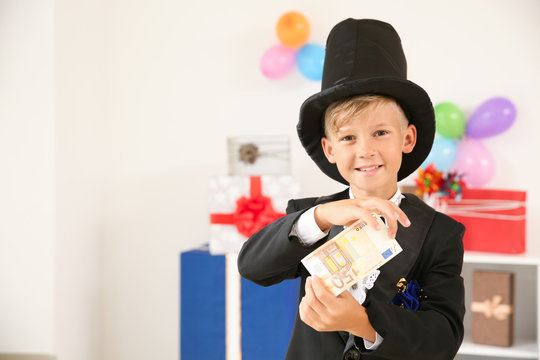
[276,11,310,48]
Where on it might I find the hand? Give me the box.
[299,276,376,342]
[314,197,411,239]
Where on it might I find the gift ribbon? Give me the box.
[471,295,513,320]
[446,199,526,221]
[210,176,285,237]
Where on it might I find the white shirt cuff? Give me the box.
[290,206,328,245]
[363,332,384,350]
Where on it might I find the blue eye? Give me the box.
[374,130,388,137]
[341,135,355,141]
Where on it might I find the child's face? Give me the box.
[321,102,416,200]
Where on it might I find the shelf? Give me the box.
[459,338,538,359]
[460,253,539,360]
[464,251,540,266]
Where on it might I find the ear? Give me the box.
[402,124,417,154]
[321,137,337,164]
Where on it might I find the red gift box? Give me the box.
[446,188,527,254]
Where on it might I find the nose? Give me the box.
[355,136,376,158]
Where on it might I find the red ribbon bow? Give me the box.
[210,176,285,237]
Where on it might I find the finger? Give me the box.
[369,208,397,239]
[389,204,411,228]
[363,198,410,226]
[386,206,411,239]
[310,276,336,306]
[384,216,399,240]
[299,290,325,330]
[299,297,312,324]
[304,277,326,313]
[364,199,411,236]
[336,288,354,301]
[299,298,322,331]
[369,200,401,223]
[352,199,394,230]
[397,214,411,228]
[349,207,380,230]
[299,296,308,319]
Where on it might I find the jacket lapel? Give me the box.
[328,224,345,241]
[366,194,436,302]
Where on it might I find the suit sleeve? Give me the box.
[237,197,324,286]
[360,213,465,360]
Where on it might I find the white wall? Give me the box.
[1,0,539,359]
[102,1,540,359]
[1,0,106,358]
[0,0,55,353]
[55,0,106,359]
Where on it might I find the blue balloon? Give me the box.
[297,43,325,81]
[420,137,458,172]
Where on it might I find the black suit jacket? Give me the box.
[238,189,465,360]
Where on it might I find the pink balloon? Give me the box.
[260,45,296,79]
[453,138,495,187]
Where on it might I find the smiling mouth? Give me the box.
[356,165,382,172]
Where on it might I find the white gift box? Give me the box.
[209,175,300,254]
[227,136,290,175]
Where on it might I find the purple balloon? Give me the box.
[466,97,516,138]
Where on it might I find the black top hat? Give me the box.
[297,18,435,184]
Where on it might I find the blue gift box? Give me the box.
[180,246,300,360]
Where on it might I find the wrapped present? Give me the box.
[471,270,514,347]
[227,136,290,175]
[209,175,300,254]
[180,246,300,360]
[446,188,526,254]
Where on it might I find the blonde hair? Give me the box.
[323,95,409,137]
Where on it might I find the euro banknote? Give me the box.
[301,216,402,296]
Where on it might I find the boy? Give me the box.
[238,19,465,360]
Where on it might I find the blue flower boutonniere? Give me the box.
[391,278,426,310]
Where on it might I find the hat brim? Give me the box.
[298,77,435,184]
